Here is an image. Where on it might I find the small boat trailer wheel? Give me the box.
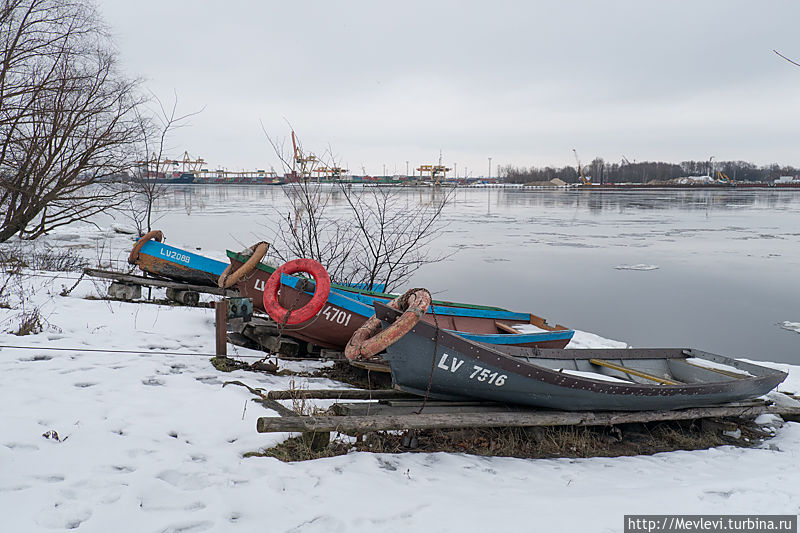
[262,258,331,325]
[345,287,432,360]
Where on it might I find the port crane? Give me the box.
[311,165,348,180]
[416,152,451,185]
[291,130,318,179]
[137,151,206,177]
[573,149,591,185]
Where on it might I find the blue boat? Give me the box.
[129,236,229,286]
[129,238,575,351]
[266,272,575,351]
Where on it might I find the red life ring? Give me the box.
[344,288,431,360]
[262,258,331,325]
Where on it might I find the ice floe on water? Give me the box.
[780,321,800,334]
[614,263,659,271]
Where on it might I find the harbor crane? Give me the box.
[137,151,206,177]
[573,149,591,185]
[291,130,318,179]
[417,153,450,185]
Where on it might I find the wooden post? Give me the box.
[215,299,228,356]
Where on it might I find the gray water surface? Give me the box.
[154,186,800,364]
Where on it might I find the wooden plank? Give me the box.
[495,321,522,334]
[589,358,681,385]
[84,268,236,296]
[254,398,298,418]
[333,402,527,417]
[383,399,496,407]
[266,389,415,400]
[349,360,392,373]
[256,403,800,433]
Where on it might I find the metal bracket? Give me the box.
[226,297,253,322]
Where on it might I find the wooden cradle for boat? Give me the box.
[373,302,787,411]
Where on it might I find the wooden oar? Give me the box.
[589,359,681,385]
[495,321,522,334]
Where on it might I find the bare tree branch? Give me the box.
[774,49,800,68]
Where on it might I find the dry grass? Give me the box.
[29,249,88,272]
[0,248,87,272]
[13,309,43,336]
[248,419,747,463]
[313,360,392,390]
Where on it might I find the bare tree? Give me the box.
[121,93,202,235]
[264,129,453,292]
[0,0,143,242]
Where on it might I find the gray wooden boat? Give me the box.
[374,302,787,411]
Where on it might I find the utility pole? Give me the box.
[383,163,386,177]
[488,157,492,180]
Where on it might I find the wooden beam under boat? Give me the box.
[256,397,800,433]
[84,268,237,296]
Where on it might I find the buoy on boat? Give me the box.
[128,230,164,264]
[217,242,270,289]
[345,287,431,360]
[262,258,331,325]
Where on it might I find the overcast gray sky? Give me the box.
[101,0,800,176]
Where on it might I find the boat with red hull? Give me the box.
[227,250,574,351]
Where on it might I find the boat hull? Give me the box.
[229,254,575,350]
[375,302,787,411]
[135,241,228,286]
[228,255,574,350]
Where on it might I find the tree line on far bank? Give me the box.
[499,159,800,184]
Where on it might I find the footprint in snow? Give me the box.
[158,521,214,533]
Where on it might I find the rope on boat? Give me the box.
[417,302,441,415]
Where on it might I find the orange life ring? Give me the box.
[128,230,163,264]
[262,258,331,325]
[344,288,431,360]
[217,241,270,289]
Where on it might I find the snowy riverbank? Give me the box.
[1,226,799,532]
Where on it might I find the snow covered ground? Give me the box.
[2,225,800,532]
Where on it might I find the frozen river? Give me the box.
[152,185,800,364]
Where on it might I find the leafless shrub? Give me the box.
[119,93,203,235]
[264,130,453,292]
[28,249,88,272]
